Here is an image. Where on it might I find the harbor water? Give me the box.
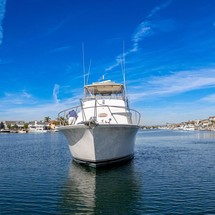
[0,130,215,214]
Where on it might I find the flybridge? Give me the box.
[84,80,125,97]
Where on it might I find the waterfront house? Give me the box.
[4,121,25,129]
[48,120,58,130]
[209,116,215,122]
[198,119,209,130]
[28,121,48,132]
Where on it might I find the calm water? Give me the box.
[0,130,215,214]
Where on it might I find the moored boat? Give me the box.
[58,80,141,167]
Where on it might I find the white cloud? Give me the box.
[105,54,124,72]
[0,0,6,46]
[201,94,215,103]
[0,85,84,121]
[0,103,62,121]
[1,91,35,106]
[128,68,215,102]
[147,0,172,19]
[0,94,81,121]
[105,0,172,72]
[131,21,152,52]
[105,62,120,72]
[53,84,60,104]
[132,0,173,53]
[105,22,152,72]
[138,103,215,125]
[149,69,215,95]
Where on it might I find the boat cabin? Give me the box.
[58,80,141,126]
[84,80,125,99]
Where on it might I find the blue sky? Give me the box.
[0,0,215,125]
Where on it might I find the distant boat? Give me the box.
[0,129,10,133]
[58,80,141,167]
[18,130,28,133]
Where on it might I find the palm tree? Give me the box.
[24,123,29,130]
[44,116,51,123]
[57,116,66,125]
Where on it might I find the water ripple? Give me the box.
[1,131,215,214]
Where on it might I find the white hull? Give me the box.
[59,124,139,167]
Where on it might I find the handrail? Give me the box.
[58,105,81,125]
[58,103,141,126]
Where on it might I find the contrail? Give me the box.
[105,0,172,72]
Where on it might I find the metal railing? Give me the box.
[58,102,141,126]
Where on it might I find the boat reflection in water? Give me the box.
[59,161,140,214]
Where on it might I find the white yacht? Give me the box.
[58,80,141,167]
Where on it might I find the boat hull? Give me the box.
[58,124,139,167]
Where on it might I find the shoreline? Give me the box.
[0,129,58,134]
